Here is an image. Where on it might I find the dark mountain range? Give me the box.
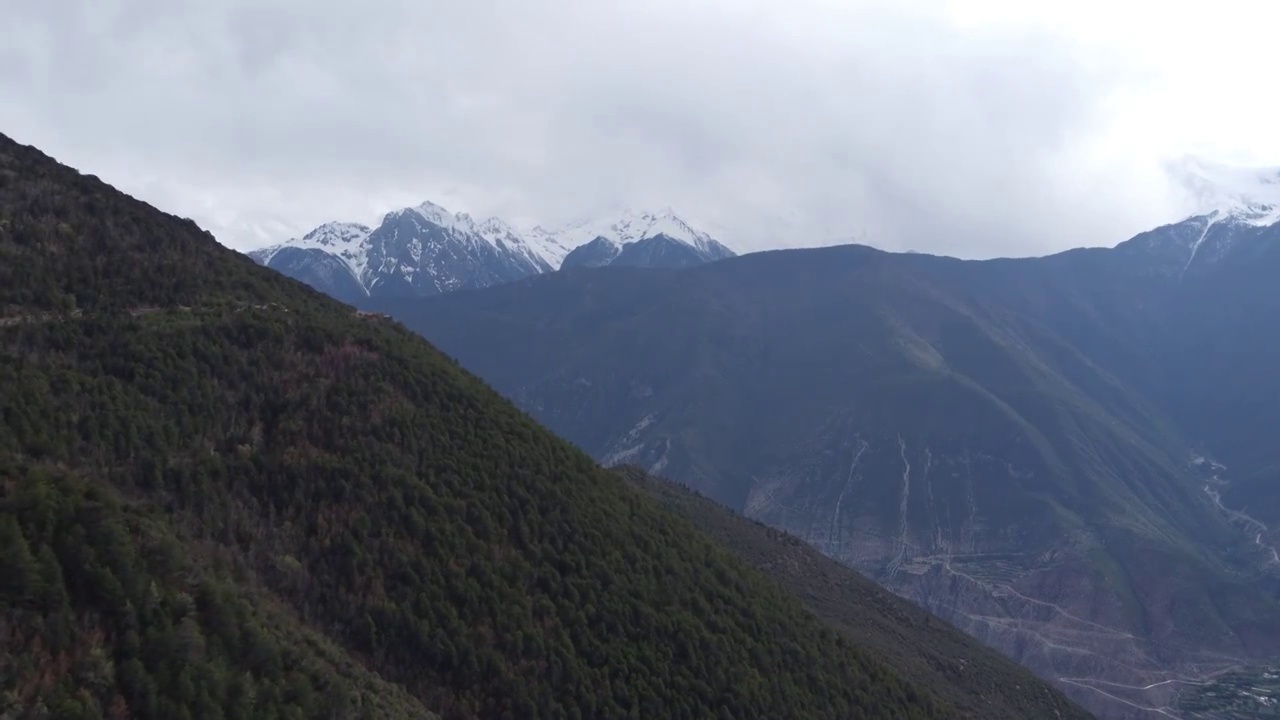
[0,134,1091,718]
[371,207,1280,718]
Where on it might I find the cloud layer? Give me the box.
[0,0,1256,257]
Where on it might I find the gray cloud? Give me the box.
[1,0,1187,256]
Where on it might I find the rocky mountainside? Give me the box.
[371,178,1280,719]
[0,133,1094,718]
[248,205,734,300]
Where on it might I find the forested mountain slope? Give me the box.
[0,133,1063,718]
[622,467,1090,720]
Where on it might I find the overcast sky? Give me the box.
[4,0,1279,257]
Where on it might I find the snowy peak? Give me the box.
[248,221,373,277]
[555,210,735,271]
[475,215,532,252]
[1118,158,1280,278]
[542,208,736,269]
[612,208,708,245]
[475,216,566,271]
[407,200,454,225]
[477,216,515,239]
[1169,156,1280,227]
[385,202,575,268]
[254,221,372,256]
[251,198,564,299]
[248,200,735,300]
[560,236,624,269]
[392,200,482,237]
[555,208,716,249]
[301,221,373,248]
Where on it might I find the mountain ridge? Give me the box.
[244,154,1280,300]
[247,203,734,300]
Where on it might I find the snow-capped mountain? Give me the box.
[556,209,737,270]
[361,201,557,297]
[1117,157,1280,277]
[252,221,373,272]
[247,203,734,301]
[550,208,724,250]
[246,222,374,304]
[247,202,556,300]
[1169,156,1280,227]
